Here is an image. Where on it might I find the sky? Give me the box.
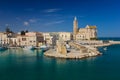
[0,0,120,37]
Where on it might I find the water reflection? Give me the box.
[0,49,43,67]
[56,59,67,65]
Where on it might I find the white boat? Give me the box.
[103,47,107,50]
[40,45,47,48]
[66,44,70,48]
[23,46,35,50]
[40,45,49,51]
[66,44,71,52]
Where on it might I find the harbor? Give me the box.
[1,38,120,59]
[44,40,120,59]
[0,16,120,60]
[0,0,120,80]
[0,40,120,80]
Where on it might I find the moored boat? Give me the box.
[103,47,107,50]
[22,46,35,50]
[0,46,8,51]
[40,45,49,52]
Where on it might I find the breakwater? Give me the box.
[44,41,101,59]
[44,40,120,59]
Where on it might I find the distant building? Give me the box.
[43,33,57,46]
[0,32,9,45]
[59,32,72,41]
[73,17,97,40]
[0,32,17,46]
[17,32,44,47]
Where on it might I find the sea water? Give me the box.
[0,38,120,80]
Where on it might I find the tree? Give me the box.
[25,30,28,33]
[5,27,14,33]
[21,31,25,35]
[6,27,11,33]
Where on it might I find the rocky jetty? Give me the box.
[44,41,101,59]
[44,49,101,59]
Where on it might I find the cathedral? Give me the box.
[73,16,97,40]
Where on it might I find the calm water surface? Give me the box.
[0,38,120,80]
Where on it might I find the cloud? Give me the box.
[43,8,61,13]
[29,19,37,23]
[45,20,64,26]
[5,24,9,26]
[23,19,37,26]
[53,20,64,24]
[24,21,29,26]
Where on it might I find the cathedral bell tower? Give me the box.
[73,16,78,40]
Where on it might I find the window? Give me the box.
[22,38,26,41]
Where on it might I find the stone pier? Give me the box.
[44,41,101,59]
[56,41,67,55]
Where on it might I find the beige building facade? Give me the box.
[17,32,44,47]
[59,32,72,41]
[73,17,97,40]
[43,33,57,46]
[0,32,9,45]
[0,32,44,47]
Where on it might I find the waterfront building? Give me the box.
[0,31,44,47]
[17,32,44,47]
[0,32,17,46]
[73,17,97,40]
[9,38,18,46]
[59,32,73,41]
[43,32,57,46]
[0,32,9,45]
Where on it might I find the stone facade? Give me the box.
[59,32,72,41]
[0,32,9,45]
[17,32,44,47]
[56,40,67,55]
[0,32,44,47]
[43,32,57,46]
[73,16,78,40]
[73,17,97,40]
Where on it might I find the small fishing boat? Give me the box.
[40,45,49,51]
[103,47,107,50]
[22,46,35,50]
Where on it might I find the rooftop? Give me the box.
[86,25,96,29]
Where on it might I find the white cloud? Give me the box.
[45,20,64,26]
[53,20,64,24]
[43,8,61,13]
[29,19,36,23]
[24,21,29,26]
[23,19,37,26]
[5,24,8,26]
